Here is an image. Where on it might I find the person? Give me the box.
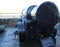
[36,1,59,47]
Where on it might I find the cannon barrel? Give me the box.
[22,2,59,24]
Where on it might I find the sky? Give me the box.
[0,0,60,14]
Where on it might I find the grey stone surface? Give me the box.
[55,23,60,47]
[0,28,19,47]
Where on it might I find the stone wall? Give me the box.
[0,19,18,27]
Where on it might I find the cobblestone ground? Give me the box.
[0,28,19,47]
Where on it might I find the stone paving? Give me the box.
[0,28,19,47]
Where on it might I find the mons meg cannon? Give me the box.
[18,1,59,47]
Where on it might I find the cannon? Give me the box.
[19,1,59,47]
